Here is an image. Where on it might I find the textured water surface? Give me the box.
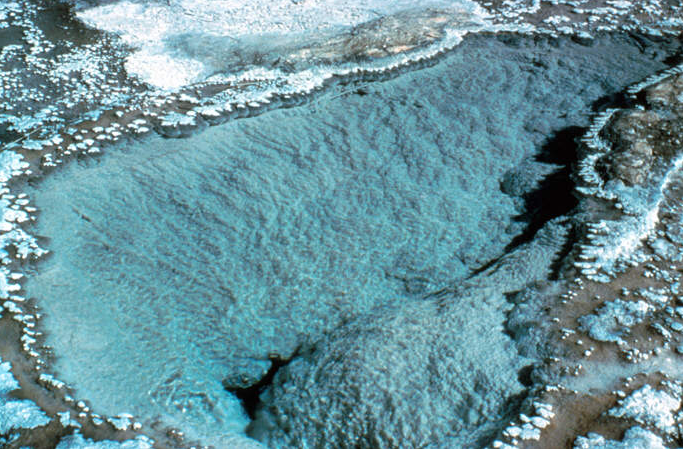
[23,33,679,446]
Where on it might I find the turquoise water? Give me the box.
[24,33,678,446]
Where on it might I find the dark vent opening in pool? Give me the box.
[23,32,681,447]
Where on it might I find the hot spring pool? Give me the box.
[23,32,679,446]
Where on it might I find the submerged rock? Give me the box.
[249,219,569,448]
[250,298,524,448]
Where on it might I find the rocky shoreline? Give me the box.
[494,69,683,449]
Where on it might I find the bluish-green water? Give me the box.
[24,32,678,446]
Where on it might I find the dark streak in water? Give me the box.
[225,354,295,420]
